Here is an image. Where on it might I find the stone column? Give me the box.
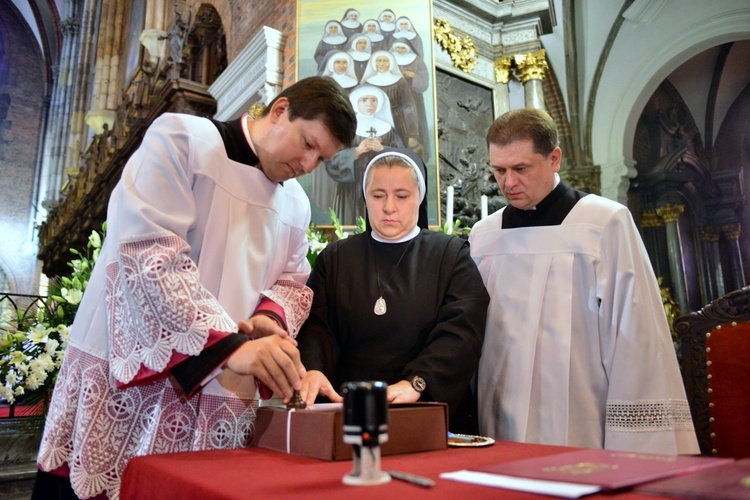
[721,224,745,291]
[514,49,548,109]
[66,0,100,176]
[698,226,719,303]
[41,14,81,205]
[655,204,689,314]
[145,0,167,30]
[493,56,512,117]
[87,0,122,132]
[639,210,665,277]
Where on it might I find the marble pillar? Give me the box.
[493,56,512,117]
[514,49,548,109]
[655,204,689,314]
[721,224,746,292]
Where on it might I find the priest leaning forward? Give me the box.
[32,76,356,500]
[297,147,489,435]
[469,107,699,454]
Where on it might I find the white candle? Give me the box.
[446,186,454,234]
[481,195,488,220]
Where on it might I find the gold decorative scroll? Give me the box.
[514,49,549,83]
[494,56,512,84]
[434,17,478,73]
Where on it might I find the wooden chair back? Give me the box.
[674,287,750,458]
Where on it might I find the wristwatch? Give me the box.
[410,376,427,393]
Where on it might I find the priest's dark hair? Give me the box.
[486,107,559,156]
[261,76,356,146]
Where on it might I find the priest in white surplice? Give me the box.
[34,77,356,500]
[469,108,699,455]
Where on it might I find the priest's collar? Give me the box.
[502,174,589,229]
[241,114,261,165]
[528,172,562,212]
[210,116,259,168]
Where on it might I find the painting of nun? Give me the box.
[346,34,373,82]
[340,8,362,38]
[361,50,422,156]
[314,20,348,67]
[392,16,423,57]
[319,50,359,92]
[298,1,437,227]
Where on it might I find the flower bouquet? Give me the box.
[0,225,105,412]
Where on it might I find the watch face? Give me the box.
[412,376,426,393]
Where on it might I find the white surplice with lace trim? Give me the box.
[470,194,699,455]
[37,113,313,499]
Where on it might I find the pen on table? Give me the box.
[388,470,435,488]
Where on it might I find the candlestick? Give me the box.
[481,195,488,220]
[446,186,454,234]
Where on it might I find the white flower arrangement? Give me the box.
[0,224,104,407]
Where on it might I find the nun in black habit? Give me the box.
[297,148,489,434]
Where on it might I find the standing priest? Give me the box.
[469,107,699,454]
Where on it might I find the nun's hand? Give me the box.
[386,380,421,404]
[300,370,342,407]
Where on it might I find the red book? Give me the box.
[474,448,732,491]
[634,458,750,499]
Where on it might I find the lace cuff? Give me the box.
[606,399,695,432]
[106,235,237,384]
[259,280,313,338]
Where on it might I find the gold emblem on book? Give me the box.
[542,462,619,476]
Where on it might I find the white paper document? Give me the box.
[439,470,602,498]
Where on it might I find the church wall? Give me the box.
[0,1,45,295]
[222,0,297,86]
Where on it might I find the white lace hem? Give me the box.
[606,399,694,432]
[37,346,257,500]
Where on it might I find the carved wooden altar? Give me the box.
[38,8,225,277]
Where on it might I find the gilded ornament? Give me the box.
[640,210,663,228]
[248,102,267,118]
[513,49,549,83]
[699,225,720,242]
[720,224,742,240]
[655,204,684,224]
[433,17,478,73]
[494,56,512,84]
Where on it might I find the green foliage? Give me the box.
[306,208,365,268]
[437,218,472,237]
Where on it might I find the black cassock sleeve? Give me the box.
[298,246,340,384]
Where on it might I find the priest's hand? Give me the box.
[300,370,343,407]
[387,380,421,404]
[238,314,293,342]
[224,335,306,399]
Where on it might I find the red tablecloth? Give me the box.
[121,440,657,499]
